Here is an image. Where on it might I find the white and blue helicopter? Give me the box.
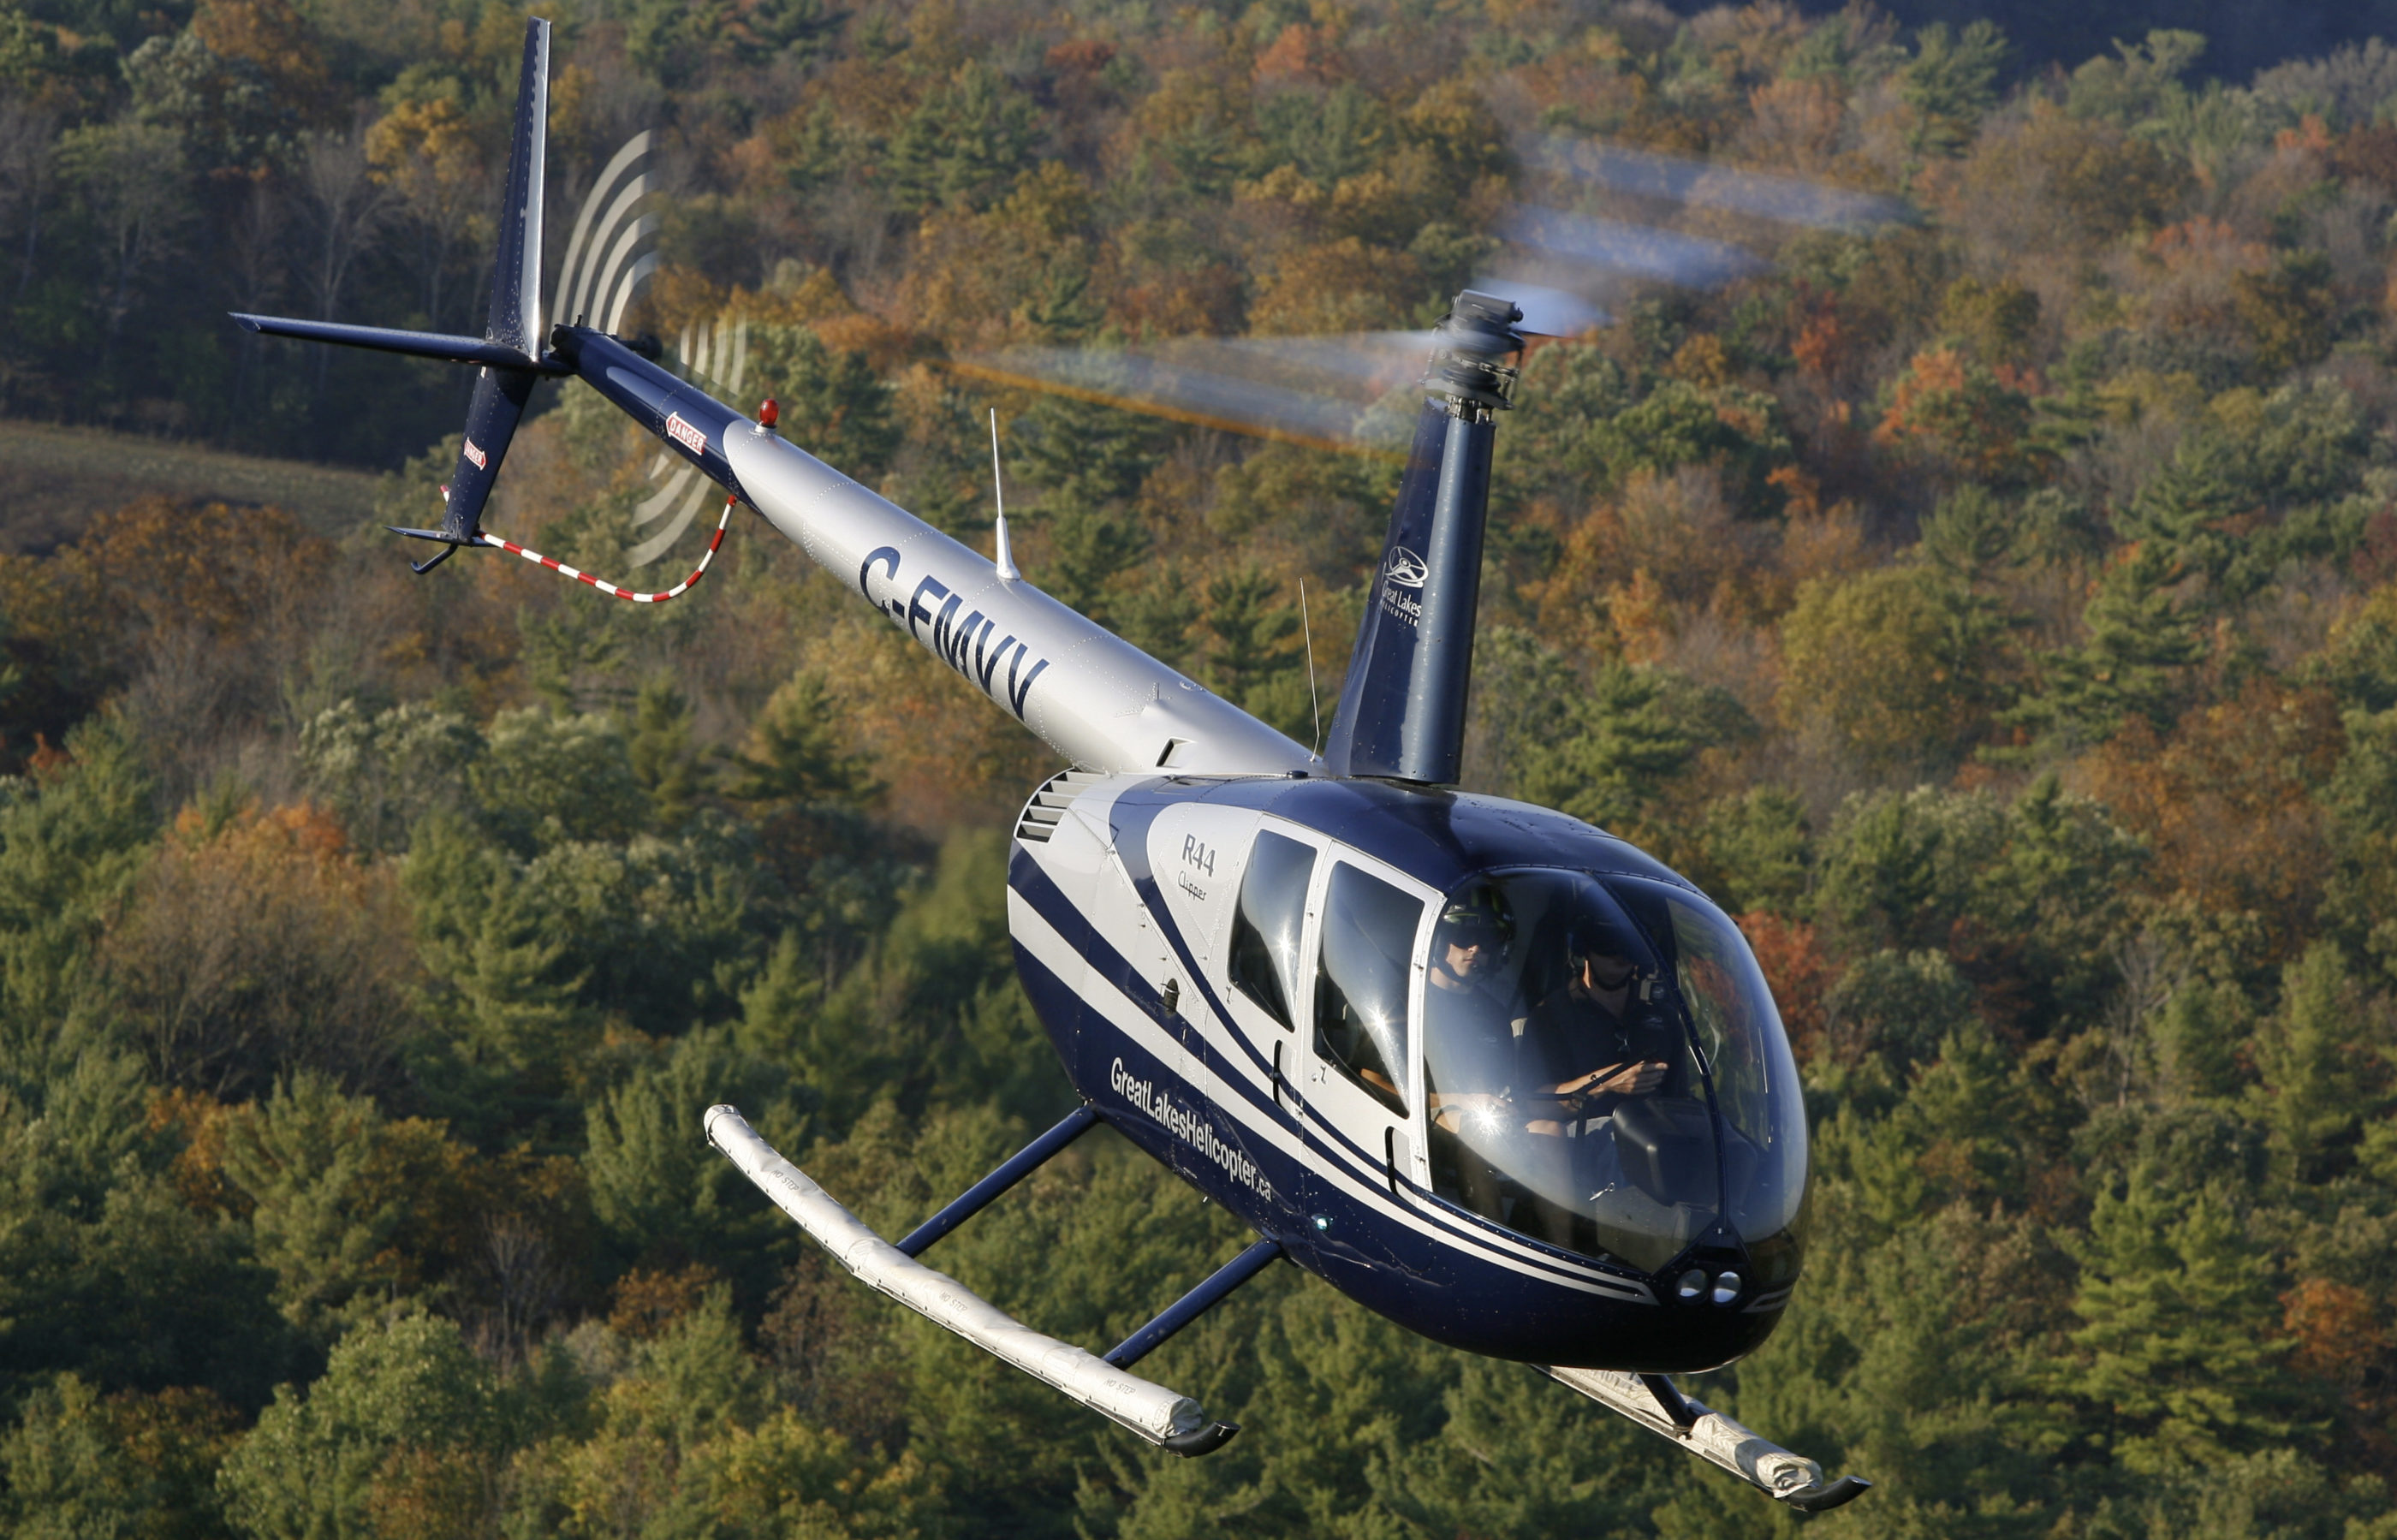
[233,20,1866,1513]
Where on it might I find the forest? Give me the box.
[6,0,2397,1535]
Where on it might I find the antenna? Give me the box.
[990,408,1020,581]
[1300,578,1323,757]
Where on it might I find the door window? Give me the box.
[1313,863,1420,1115]
[1228,829,1316,1031]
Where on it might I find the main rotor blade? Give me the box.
[1524,135,1912,232]
[1499,205,1766,288]
[950,336,1431,454]
[1457,278,1606,337]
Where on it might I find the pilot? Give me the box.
[1430,889,1511,997]
[1522,926,1679,1131]
[1469,925,1679,1250]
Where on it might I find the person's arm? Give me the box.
[1591,1061,1668,1096]
[1537,1062,1627,1097]
[1426,1085,1508,1134]
[1536,1060,1668,1102]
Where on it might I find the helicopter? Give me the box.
[231,18,1868,1514]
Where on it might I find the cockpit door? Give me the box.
[1294,850,1433,1252]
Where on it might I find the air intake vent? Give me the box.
[1014,769,1105,844]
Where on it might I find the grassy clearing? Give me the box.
[0,416,385,552]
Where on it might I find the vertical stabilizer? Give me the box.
[1322,293,1522,784]
[425,17,551,558]
[487,21,549,357]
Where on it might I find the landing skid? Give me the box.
[1544,1366,1871,1513]
[705,1105,1240,1455]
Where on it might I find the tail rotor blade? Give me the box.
[574,181,655,326]
[603,251,662,335]
[556,131,651,325]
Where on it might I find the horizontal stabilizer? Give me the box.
[705,1104,1237,1454]
[229,313,566,373]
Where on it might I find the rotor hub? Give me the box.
[1424,290,1526,419]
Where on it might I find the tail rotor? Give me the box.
[555,130,657,334]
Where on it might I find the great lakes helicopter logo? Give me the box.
[1109,1056,1273,1201]
[1378,546,1428,626]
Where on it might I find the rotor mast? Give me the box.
[1322,291,1524,786]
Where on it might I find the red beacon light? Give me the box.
[756,398,779,431]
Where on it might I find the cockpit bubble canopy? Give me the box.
[1418,868,1807,1280]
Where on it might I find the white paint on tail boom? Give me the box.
[722,426,1315,777]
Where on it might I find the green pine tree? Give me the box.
[747,324,899,483]
[2250,942,2394,1183]
[2063,1177,2303,1474]
[217,1313,502,1539]
[627,676,702,835]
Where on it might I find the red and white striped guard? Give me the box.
[475,491,737,603]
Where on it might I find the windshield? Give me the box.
[1420,870,1716,1271]
[1607,876,1809,1257]
[1418,870,1808,1277]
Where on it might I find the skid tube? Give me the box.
[705,1104,1239,1455]
[1543,1366,1872,1513]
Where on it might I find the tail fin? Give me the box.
[485,21,548,361]
[234,17,554,572]
[414,17,551,565]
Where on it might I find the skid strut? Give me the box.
[1106,1238,1282,1371]
[706,1103,1240,1455]
[897,1104,1098,1258]
[1543,1366,1872,1513]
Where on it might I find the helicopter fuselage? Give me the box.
[1008,769,1789,1373]
[542,324,1805,1376]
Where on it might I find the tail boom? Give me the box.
[723,421,1312,778]
[557,324,1306,777]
